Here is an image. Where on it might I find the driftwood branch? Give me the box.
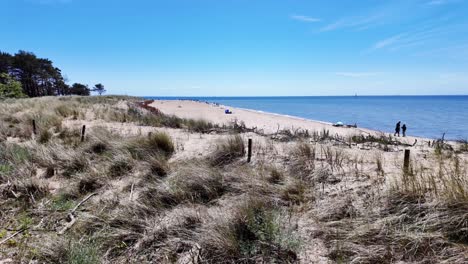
[58,214,76,235]
[0,228,28,245]
[58,193,96,235]
[71,193,96,214]
[130,183,135,201]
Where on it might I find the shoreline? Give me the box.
[149,99,430,144]
[145,96,468,141]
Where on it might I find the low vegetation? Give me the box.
[0,96,466,263]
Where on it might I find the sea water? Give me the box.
[145,96,468,140]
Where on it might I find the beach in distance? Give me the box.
[147,96,468,140]
[150,99,425,144]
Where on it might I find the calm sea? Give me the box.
[145,96,468,140]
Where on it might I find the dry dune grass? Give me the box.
[0,96,467,263]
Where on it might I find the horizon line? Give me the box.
[138,94,468,98]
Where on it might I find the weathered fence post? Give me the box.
[32,119,37,135]
[81,125,86,142]
[247,138,252,163]
[403,149,410,174]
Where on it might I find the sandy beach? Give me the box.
[150,99,422,144]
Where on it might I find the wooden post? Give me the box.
[403,149,410,174]
[32,119,37,135]
[247,138,252,163]
[81,125,86,142]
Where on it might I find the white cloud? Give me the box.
[372,34,405,50]
[290,14,321,23]
[28,0,72,4]
[320,13,384,32]
[335,72,380,78]
[371,22,468,52]
[426,0,459,5]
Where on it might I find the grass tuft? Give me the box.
[199,197,299,263]
[38,130,52,144]
[209,135,245,166]
[127,132,175,159]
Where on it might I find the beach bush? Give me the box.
[391,153,467,203]
[146,155,169,179]
[78,174,103,194]
[147,132,175,157]
[457,139,468,153]
[55,104,79,118]
[62,154,90,178]
[169,161,224,203]
[199,197,299,263]
[289,141,315,181]
[209,135,245,166]
[186,118,216,133]
[66,239,100,264]
[281,180,307,205]
[50,193,76,211]
[126,132,175,159]
[267,166,284,184]
[0,143,31,164]
[38,130,52,144]
[108,156,134,178]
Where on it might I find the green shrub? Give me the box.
[50,194,75,211]
[200,198,299,262]
[0,143,31,164]
[66,239,100,264]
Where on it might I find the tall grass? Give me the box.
[391,153,467,203]
[127,132,175,159]
[289,141,315,181]
[199,197,299,263]
[209,135,245,166]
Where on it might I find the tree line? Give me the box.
[0,50,105,98]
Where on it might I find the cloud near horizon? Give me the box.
[335,72,380,78]
[290,14,321,23]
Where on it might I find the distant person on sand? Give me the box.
[394,121,401,137]
[402,124,407,137]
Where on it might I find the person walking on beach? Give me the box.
[402,124,407,137]
[394,121,401,137]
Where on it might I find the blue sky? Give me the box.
[2,0,468,96]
